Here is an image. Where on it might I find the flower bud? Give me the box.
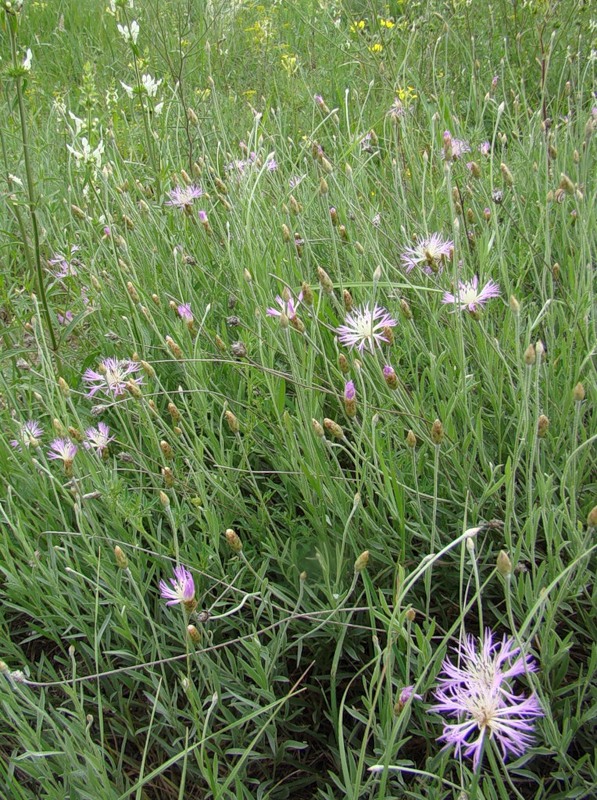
[405,607,416,622]
[168,402,181,422]
[383,364,398,389]
[224,409,239,433]
[406,430,417,448]
[354,550,370,572]
[187,624,201,643]
[323,418,344,439]
[159,491,170,508]
[126,282,139,303]
[166,336,183,359]
[524,344,536,365]
[160,440,174,459]
[344,381,357,418]
[338,353,350,374]
[343,289,353,311]
[225,528,242,552]
[431,419,444,445]
[162,467,174,488]
[496,550,512,577]
[301,281,313,305]
[587,506,597,528]
[399,298,412,319]
[573,382,585,402]
[509,295,520,315]
[500,162,514,186]
[537,414,549,438]
[317,266,334,294]
[114,545,128,569]
[312,419,325,438]
[58,377,70,397]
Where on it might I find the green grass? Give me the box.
[0,0,595,797]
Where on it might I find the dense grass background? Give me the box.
[0,1,595,797]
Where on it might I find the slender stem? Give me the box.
[6,17,61,372]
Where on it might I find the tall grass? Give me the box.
[0,1,595,797]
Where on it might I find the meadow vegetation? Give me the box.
[0,0,595,797]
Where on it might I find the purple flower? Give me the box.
[265,157,278,171]
[479,141,491,156]
[48,438,78,463]
[10,420,43,450]
[431,630,543,769]
[177,303,194,323]
[401,233,454,275]
[57,310,74,325]
[399,685,423,705]
[198,210,208,224]
[267,291,302,320]
[159,565,196,608]
[82,357,142,398]
[48,245,80,278]
[165,185,204,210]
[442,276,500,313]
[344,381,356,401]
[337,304,397,353]
[442,130,471,160]
[289,175,305,189]
[83,422,114,455]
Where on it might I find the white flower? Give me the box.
[117,20,139,44]
[68,111,85,136]
[120,81,134,98]
[67,138,105,171]
[141,74,162,97]
[154,102,164,115]
[22,48,32,71]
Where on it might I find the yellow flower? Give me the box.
[281,53,298,76]
[350,20,366,33]
[379,18,395,29]
[369,43,383,53]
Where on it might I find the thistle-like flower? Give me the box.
[10,420,44,450]
[82,358,142,398]
[401,234,453,275]
[165,184,204,210]
[430,630,543,769]
[177,303,194,323]
[337,305,397,352]
[442,276,500,313]
[267,291,302,321]
[83,422,115,456]
[159,565,196,611]
[48,438,78,464]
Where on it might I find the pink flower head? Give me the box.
[198,210,208,224]
[265,157,278,171]
[57,310,74,325]
[48,438,78,463]
[177,303,194,323]
[165,184,204,210]
[337,304,397,353]
[83,422,114,455]
[430,629,543,769]
[399,685,423,705]
[48,245,80,278]
[10,420,44,450]
[344,381,356,401]
[479,141,491,156]
[267,291,302,320]
[82,357,142,398]
[401,234,453,275]
[443,130,471,160]
[159,565,196,607]
[442,276,500,313]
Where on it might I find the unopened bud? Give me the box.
[587,506,597,528]
[509,295,520,315]
[573,382,585,402]
[312,419,325,438]
[496,550,512,577]
[317,267,334,294]
[338,353,350,374]
[524,344,536,365]
[431,419,444,445]
[343,381,357,418]
[290,195,301,215]
[400,298,412,319]
[114,545,128,569]
[225,528,242,552]
[323,418,344,439]
[58,377,70,397]
[159,491,170,508]
[160,440,174,459]
[338,224,348,241]
[168,402,181,422]
[343,289,353,311]
[126,379,142,398]
[224,409,239,433]
[126,282,139,303]
[537,414,549,438]
[383,364,398,389]
[320,178,328,195]
[162,466,174,487]
[166,336,183,359]
[301,281,313,305]
[187,624,201,643]
[500,162,514,186]
[354,550,370,572]
[406,429,417,448]
[405,607,416,622]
